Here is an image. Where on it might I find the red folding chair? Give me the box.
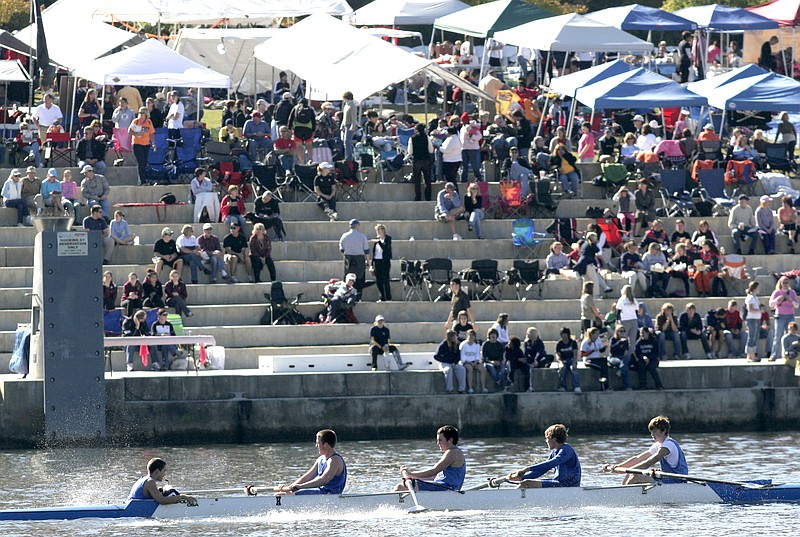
[220,161,252,200]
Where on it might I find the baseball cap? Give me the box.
[648,120,660,129]
[162,227,174,235]
[460,112,470,122]
[760,195,771,203]
[225,118,233,125]
[252,111,262,117]
[202,223,213,230]
[282,92,292,100]
[703,124,714,131]
[633,114,644,122]
[345,273,356,282]
[319,161,334,170]
[349,218,360,227]
[11,169,20,176]
[26,166,36,173]
[82,164,94,173]
[375,315,385,322]
[738,194,749,201]
[47,168,58,177]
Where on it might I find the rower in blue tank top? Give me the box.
[274,429,347,495]
[602,415,689,485]
[507,424,582,488]
[394,425,466,492]
[128,458,198,506]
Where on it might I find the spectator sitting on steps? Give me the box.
[83,204,115,264]
[460,329,487,393]
[369,315,408,371]
[434,330,466,394]
[152,227,183,278]
[326,273,359,324]
[435,182,464,240]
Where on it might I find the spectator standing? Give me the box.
[408,123,433,202]
[768,277,799,361]
[634,327,663,390]
[444,278,475,330]
[555,327,581,393]
[677,31,694,83]
[164,269,193,318]
[778,195,798,253]
[198,223,227,283]
[166,91,185,141]
[83,204,114,264]
[777,111,797,161]
[633,179,655,237]
[434,330,466,393]
[79,164,110,217]
[616,285,640,345]
[580,281,604,333]
[223,222,253,284]
[287,98,316,163]
[370,223,392,302]
[33,93,63,141]
[744,281,763,362]
[580,327,609,391]
[78,88,100,129]
[340,219,370,295]
[146,97,164,129]
[242,111,273,164]
[129,107,155,186]
[460,329,487,393]
[459,116,483,183]
[577,122,595,163]
[679,303,713,359]
[340,91,357,161]
[249,222,276,283]
[440,127,463,184]
[729,194,759,255]
[112,97,135,130]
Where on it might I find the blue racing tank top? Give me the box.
[128,476,151,500]
[659,437,688,483]
[433,462,467,491]
[319,452,347,494]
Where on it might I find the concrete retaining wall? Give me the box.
[1,369,798,447]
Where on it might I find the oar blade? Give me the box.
[407,504,428,514]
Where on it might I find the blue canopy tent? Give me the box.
[574,68,707,131]
[587,4,697,31]
[686,63,769,95]
[547,59,636,138]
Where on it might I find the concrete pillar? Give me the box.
[30,217,107,443]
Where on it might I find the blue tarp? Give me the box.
[705,71,800,111]
[674,4,779,30]
[548,59,635,98]
[587,4,697,31]
[575,68,708,109]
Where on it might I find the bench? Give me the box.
[104,335,216,375]
[258,352,438,373]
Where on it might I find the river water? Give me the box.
[1,432,799,536]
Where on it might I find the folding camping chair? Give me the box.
[598,163,630,199]
[460,259,505,301]
[765,143,797,176]
[697,168,736,216]
[657,169,696,217]
[251,163,290,201]
[44,132,73,167]
[262,282,306,325]
[512,218,547,259]
[497,180,529,219]
[289,163,318,202]
[396,127,414,156]
[336,159,366,201]
[506,259,544,300]
[719,254,755,295]
[174,127,204,183]
[725,159,758,197]
[529,176,559,218]
[145,128,174,185]
[475,180,500,219]
[220,161,253,201]
[697,139,723,161]
[204,140,233,164]
[111,127,133,166]
[378,149,406,182]
[401,259,425,301]
[421,258,453,302]
[655,139,688,169]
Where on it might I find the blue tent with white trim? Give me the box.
[548,59,635,97]
[674,4,779,30]
[587,4,697,31]
[702,71,800,111]
[687,64,769,97]
[574,68,707,109]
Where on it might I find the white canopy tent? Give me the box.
[14,0,139,70]
[92,0,353,25]
[253,14,493,104]
[353,0,469,25]
[0,60,31,83]
[493,13,654,54]
[72,39,230,88]
[174,28,286,96]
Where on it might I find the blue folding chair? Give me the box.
[103,309,123,336]
[145,128,174,184]
[175,127,203,182]
[511,218,547,259]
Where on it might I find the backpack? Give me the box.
[295,105,313,127]
[712,276,728,297]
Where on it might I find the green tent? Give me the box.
[433,0,554,38]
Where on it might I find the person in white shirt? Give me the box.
[617,285,641,344]
[166,90,185,140]
[33,93,63,141]
[487,38,505,72]
[459,329,487,393]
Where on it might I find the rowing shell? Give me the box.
[2,481,799,521]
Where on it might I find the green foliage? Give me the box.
[0,0,29,33]
[661,0,765,12]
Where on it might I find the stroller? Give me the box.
[260,282,309,325]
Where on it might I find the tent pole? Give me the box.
[536,95,549,137]
[196,87,200,122]
[99,83,104,122]
[779,32,788,77]
[661,108,666,139]
[566,92,577,141]
[544,50,551,84]
[424,74,428,124]
[478,37,489,82]
[404,79,408,116]
[720,110,726,140]
[428,26,435,59]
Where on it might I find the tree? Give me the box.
[661,0,764,12]
[0,0,29,33]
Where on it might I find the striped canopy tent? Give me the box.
[587,4,697,32]
[747,0,800,77]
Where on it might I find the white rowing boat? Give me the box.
[2,479,798,521]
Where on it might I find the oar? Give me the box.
[465,477,510,491]
[182,486,261,496]
[401,470,427,513]
[619,468,776,489]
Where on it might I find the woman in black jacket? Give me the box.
[370,223,392,302]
